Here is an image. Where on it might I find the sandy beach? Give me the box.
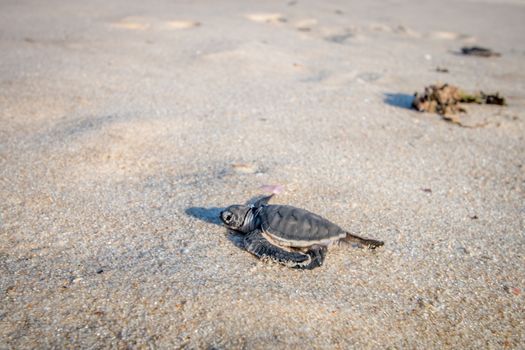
[1,0,524,348]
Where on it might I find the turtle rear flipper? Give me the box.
[244,230,325,269]
[343,232,384,249]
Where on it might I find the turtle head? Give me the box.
[220,205,252,232]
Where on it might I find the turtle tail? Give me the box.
[343,232,384,249]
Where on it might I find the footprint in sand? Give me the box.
[164,20,201,30]
[427,31,476,42]
[367,23,421,38]
[245,12,360,46]
[393,25,421,38]
[320,26,358,44]
[294,18,318,32]
[245,13,287,24]
[111,16,200,31]
[324,31,353,44]
[111,16,150,30]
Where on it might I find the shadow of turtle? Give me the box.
[186,195,274,250]
[185,206,223,226]
[185,195,271,226]
[384,93,414,110]
[185,206,246,249]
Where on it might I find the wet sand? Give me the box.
[1,0,524,348]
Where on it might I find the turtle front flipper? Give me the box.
[252,194,274,208]
[244,230,324,270]
[305,245,327,269]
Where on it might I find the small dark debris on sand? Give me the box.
[503,286,521,296]
[435,67,449,73]
[459,91,506,105]
[461,46,501,57]
[412,83,506,127]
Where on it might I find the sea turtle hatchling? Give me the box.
[220,195,384,269]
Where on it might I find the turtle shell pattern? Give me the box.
[258,205,347,247]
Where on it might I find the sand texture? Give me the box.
[1,0,524,348]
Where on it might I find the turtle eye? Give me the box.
[223,212,233,223]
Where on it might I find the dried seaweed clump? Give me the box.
[412,83,506,116]
[412,84,465,115]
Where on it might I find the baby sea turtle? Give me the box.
[220,195,384,269]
